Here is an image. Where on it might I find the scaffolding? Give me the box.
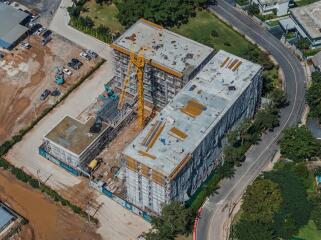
[111,19,214,109]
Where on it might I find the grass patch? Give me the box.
[295,0,319,6]
[81,1,123,33]
[286,32,296,40]
[266,20,280,27]
[186,171,221,210]
[256,13,276,22]
[295,220,321,240]
[236,0,249,6]
[303,48,321,57]
[171,10,253,56]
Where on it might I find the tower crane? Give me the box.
[118,47,146,129]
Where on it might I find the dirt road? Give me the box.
[0,170,101,240]
[0,34,99,144]
[6,60,151,240]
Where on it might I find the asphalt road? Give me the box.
[49,0,112,59]
[196,1,306,240]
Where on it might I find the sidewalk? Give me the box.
[49,0,112,60]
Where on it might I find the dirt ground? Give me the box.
[0,170,102,240]
[0,33,100,144]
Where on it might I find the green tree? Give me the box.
[307,72,321,120]
[252,105,279,132]
[144,202,195,239]
[241,179,282,223]
[265,166,312,239]
[312,71,321,83]
[233,179,282,240]
[311,198,321,230]
[234,219,275,240]
[115,0,210,27]
[296,38,310,50]
[247,3,260,16]
[269,89,288,108]
[280,126,319,162]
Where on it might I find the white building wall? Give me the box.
[125,167,167,214]
[277,1,289,16]
[45,140,79,167]
[152,182,166,213]
[252,0,289,16]
[126,169,140,206]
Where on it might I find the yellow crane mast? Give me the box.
[118,47,146,129]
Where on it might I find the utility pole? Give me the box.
[92,202,104,218]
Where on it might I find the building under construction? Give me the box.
[39,85,134,176]
[111,19,214,109]
[123,50,262,214]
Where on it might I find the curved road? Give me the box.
[196,1,306,240]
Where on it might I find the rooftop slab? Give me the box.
[0,3,29,44]
[45,116,109,156]
[291,1,321,39]
[123,50,262,177]
[111,19,214,77]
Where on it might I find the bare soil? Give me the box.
[0,34,100,144]
[0,170,102,240]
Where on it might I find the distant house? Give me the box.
[251,0,290,16]
[290,1,321,48]
[0,3,30,49]
[312,51,321,71]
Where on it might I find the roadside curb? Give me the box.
[193,208,203,240]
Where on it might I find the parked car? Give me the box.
[63,68,72,76]
[30,14,40,22]
[29,23,41,33]
[20,42,31,49]
[40,89,51,101]
[41,36,52,46]
[80,51,91,61]
[35,27,46,36]
[85,49,98,59]
[28,21,37,28]
[51,88,61,97]
[42,30,52,39]
[68,58,83,70]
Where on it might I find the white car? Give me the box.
[80,51,91,61]
[35,27,46,36]
[63,68,72,76]
[20,42,31,49]
[31,14,40,22]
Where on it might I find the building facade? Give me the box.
[290,2,321,48]
[252,0,289,16]
[123,50,262,214]
[40,116,113,175]
[111,19,214,109]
